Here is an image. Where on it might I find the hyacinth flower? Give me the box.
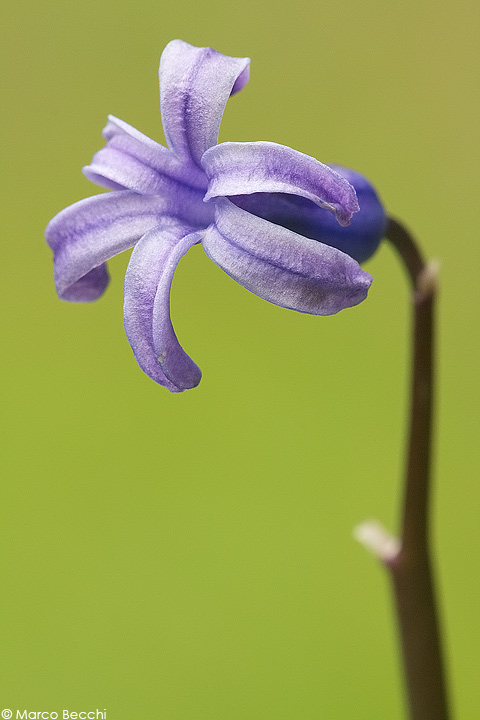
[46,40,448,720]
[45,39,386,393]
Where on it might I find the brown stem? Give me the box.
[384,217,449,720]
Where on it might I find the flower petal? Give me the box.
[202,141,359,227]
[83,115,209,197]
[324,165,387,261]
[202,198,372,315]
[45,191,183,302]
[159,39,250,167]
[229,166,386,264]
[124,223,204,392]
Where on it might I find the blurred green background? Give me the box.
[1,0,479,717]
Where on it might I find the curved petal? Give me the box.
[229,167,386,264]
[324,165,387,261]
[202,198,372,315]
[83,115,208,195]
[124,223,204,392]
[45,191,183,302]
[202,141,359,227]
[159,39,250,167]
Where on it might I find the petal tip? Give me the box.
[157,348,202,391]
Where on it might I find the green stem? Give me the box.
[384,217,449,720]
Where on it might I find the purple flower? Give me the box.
[46,39,386,392]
